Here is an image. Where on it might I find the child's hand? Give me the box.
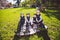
[31,24,34,28]
[37,20,39,22]
[24,24,26,26]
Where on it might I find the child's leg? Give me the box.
[33,24,37,32]
[26,24,30,32]
[40,22,45,28]
[17,24,22,33]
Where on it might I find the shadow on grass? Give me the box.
[42,10,60,20]
[13,21,50,40]
[37,29,50,40]
[13,21,20,40]
[13,20,30,40]
[55,27,60,40]
[13,34,30,40]
[0,34,2,40]
[13,17,50,40]
[42,9,60,40]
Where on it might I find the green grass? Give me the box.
[0,8,60,40]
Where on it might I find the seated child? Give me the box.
[19,13,25,36]
[36,11,45,28]
[32,14,37,32]
[25,13,35,35]
[25,13,31,34]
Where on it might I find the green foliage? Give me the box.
[21,0,31,7]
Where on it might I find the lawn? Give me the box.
[0,8,60,40]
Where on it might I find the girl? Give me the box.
[19,13,25,36]
[25,13,35,35]
[26,13,31,34]
[36,11,45,28]
[32,14,37,32]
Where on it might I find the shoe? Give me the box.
[45,25,48,29]
[20,32,24,36]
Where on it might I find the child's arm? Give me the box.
[31,18,33,25]
[39,16,42,22]
[24,17,26,25]
[31,18,34,27]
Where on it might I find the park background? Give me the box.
[0,0,60,40]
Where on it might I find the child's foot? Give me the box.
[20,32,24,36]
[30,29,36,35]
[25,32,30,35]
[45,25,48,29]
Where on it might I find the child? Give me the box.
[25,13,35,35]
[32,14,37,32]
[36,11,45,28]
[24,13,31,35]
[19,13,25,36]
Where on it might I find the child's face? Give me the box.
[36,13,40,15]
[33,15,36,17]
[27,15,30,17]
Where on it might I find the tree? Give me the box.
[0,0,8,9]
[13,0,21,7]
[46,0,60,9]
